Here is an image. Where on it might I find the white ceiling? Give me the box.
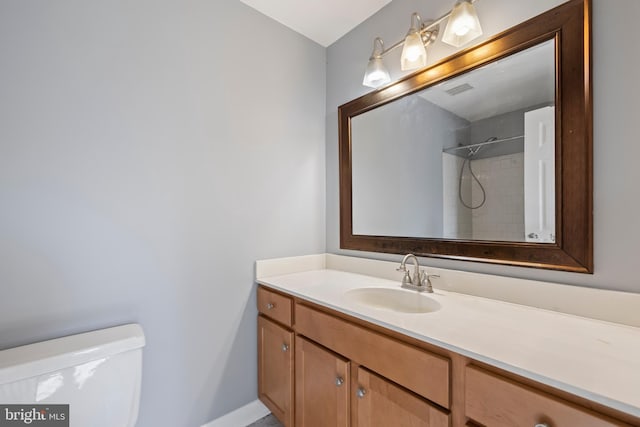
[238,0,392,47]
[419,39,555,122]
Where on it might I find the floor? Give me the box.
[247,414,283,427]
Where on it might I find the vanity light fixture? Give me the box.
[442,0,483,47]
[362,0,482,89]
[401,13,429,71]
[363,37,391,88]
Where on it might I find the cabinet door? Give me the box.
[295,336,350,427]
[295,303,450,409]
[353,367,449,427]
[258,315,294,427]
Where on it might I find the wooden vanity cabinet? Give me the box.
[294,301,451,426]
[257,287,294,427]
[257,285,640,427]
[294,302,450,409]
[353,367,449,427]
[295,336,350,427]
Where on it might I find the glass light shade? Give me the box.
[363,57,391,88]
[400,31,427,71]
[442,0,483,47]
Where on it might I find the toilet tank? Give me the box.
[0,324,145,427]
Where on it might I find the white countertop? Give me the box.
[257,268,640,418]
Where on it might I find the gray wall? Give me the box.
[0,1,325,426]
[351,95,467,237]
[468,107,527,159]
[326,0,640,294]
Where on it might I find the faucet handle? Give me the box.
[420,273,439,293]
[401,270,412,286]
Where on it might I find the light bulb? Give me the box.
[404,45,423,61]
[368,70,387,82]
[363,55,390,88]
[363,38,391,88]
[400,31,427,71]
[453,10,476,36]
[455,25,471,37]
[442,0,483,47]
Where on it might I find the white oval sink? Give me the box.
[344,288,441,314]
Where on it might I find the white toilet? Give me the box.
[0,324,145,427]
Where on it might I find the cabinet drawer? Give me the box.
[258,286,293,327]
[295,303,450,409]
[465,365,630,427]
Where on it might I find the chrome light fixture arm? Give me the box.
[378,12,446,58]
[362,0,482,88]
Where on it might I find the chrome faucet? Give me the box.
[396,254,439,293]
[397,254,421,287]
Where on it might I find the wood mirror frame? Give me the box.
[338,0,592,273]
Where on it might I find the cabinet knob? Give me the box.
[281,343,289,352]
[266,303,275,310]
[356,387,366,399]
[335,377,344,387]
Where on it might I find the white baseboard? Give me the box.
[200,400,270,427]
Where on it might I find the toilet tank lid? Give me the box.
[0,324,145,385]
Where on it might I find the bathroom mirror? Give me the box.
[352,40,555,243]
[339,0,592,272]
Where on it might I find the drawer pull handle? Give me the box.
[335,377,344,387]
[356,387,366,399]
[266,303,275,310]
[281,343,289,352]
[534,424,549,427]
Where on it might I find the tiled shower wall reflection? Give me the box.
[443,152,524,241]
[443,154,472,239]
